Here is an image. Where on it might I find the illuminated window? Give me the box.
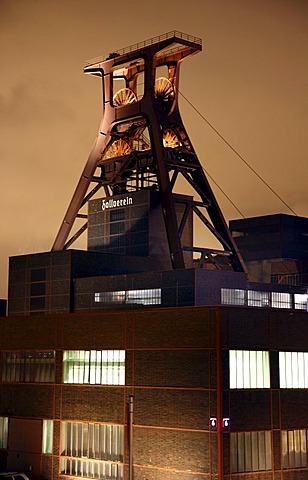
[282,429,308,468]
[94,289,161,305]
[294,293,308,310]
[271,291,291,309]
[60,421,123,480]
[231,431,272,472]
[221,288,245,305]
[279,352,308,388]
[63,350,125,385]
[42,420,53,454]
[2,351,55,383]
[0,417,8,449]
[248,290,270,307]
[229,350,270,389]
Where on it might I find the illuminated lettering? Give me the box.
[102,196,133,211]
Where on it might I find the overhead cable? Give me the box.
[178,90,298,217]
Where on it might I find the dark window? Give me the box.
[30,282,46,296]
[2,351,55,382]
[110,209,125,221]
[30,268,47,282]
[110,222,125,235]
[30,297,46,310]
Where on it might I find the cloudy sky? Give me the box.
[0,0,307,298]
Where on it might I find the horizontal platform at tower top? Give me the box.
[84,30,202,68]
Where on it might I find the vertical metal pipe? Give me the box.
[129,395,134,480]
[217,311,223,479]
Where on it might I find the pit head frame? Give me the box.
[52,31,246,273]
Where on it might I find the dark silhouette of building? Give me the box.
[230,214,308,286]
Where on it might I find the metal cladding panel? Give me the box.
[194,269,248,306]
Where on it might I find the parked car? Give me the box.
[0,473,30,480]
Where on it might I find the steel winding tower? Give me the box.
[52,31,246,273]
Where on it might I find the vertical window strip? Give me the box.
[42,420,53,454]
[63,350,125,385]
[0,417,8,449]
[279,352,308,388]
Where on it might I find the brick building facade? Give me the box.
[1,299,308,479]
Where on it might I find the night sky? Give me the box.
[0,0,307,298]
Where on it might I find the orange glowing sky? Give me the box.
[0,0,307,298]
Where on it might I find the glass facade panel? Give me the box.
[279,351,308,388]
[221,288,303,311]
[63,350,125,385]
[282,429,308,468]
[271,291,291,309]
[94,289,161,305]
[231,431,272,473]
[294,293,308,310]
[221,288,245,305]
[2,351,55,383]
[248,290,270,307]
[60,421,123,479]
[229,350,270,389]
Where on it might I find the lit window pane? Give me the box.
[0,417,8,449]
[60,421,124,480]
[251,431,259,470]
[42,420,53,454]
[248,290,270,307]
[264,431,272,469]
[282,429,308,468]
[94,289,161,305]
[271,292,291,309]
[63,350,125,385]
[281,430,288,468]
[221,288,245,305]
[231,431,272,472]
[294,293,308,310]
[230,350,270,389]
[279,352,308,388]
[2,351,55,383]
